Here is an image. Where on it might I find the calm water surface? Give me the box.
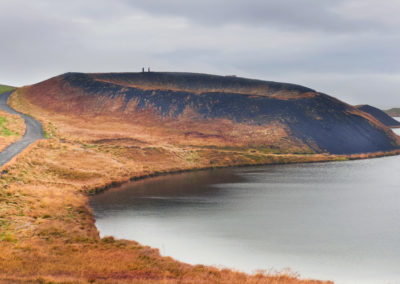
[91,127,400,284]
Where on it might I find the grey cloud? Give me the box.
[0,0,400,109]
[119,0,392,33]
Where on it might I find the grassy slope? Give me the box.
[1,88,399,283]
[385,108,400,117]
[0,111,25,151]
[0,87,25,150]
[0,84,15,95]
[0,90,354,284]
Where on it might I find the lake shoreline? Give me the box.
[87,149,400,196]
[90,143,400,278]
[1,94,399,283]
[1,138,340,284]
[3,145,400,284]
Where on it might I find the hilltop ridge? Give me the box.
[17,72,400,155]
[86,71,315,98]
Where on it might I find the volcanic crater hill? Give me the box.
[356,105,400,128]
[18,72,400,155]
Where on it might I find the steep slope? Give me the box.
[356,105,400,128]
[18,72,400,155]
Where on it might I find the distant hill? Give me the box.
[356,105,400,128]
[0,84,14,95]
[18,72,400,155]
[385,108,400,117]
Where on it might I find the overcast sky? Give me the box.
[1,0,400,108]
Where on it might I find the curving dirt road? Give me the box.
[0,91,44,166]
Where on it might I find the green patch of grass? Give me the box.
[0,84,15,95]
[332,156,348,162]
[0,116,19,136]
[82,143,97,149]
[43,129,49,138]
[0,231,16,242]
[43,122,57,138]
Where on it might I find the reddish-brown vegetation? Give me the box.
[0,135,337,284]
[1,74,399,283]
[0,109,25,151]
[0,90,351,283]
[17,72,400,156]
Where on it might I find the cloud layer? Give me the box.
[1,0,400,108]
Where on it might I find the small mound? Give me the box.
[356,105,400,128]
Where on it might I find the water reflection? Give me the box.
[91,169,246,217]
[90,122,400,284]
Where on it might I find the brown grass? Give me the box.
[93,76,317,100]
[2,87,399,283]
[3,88,399,283]
[0,91,343,283]
[0,137,339,283]
[0,109,25,151]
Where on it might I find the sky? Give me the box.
[1,0,400,108]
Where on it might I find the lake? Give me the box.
[90,126,400,284]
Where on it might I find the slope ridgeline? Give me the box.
[18,72,400,155]
[356,105,400,128]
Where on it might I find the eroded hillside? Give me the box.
[17,72,400,155]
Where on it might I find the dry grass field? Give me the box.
[0,109,25,151]
[0,89,399,283]
[0,88,25,152]
[0,137,338,284]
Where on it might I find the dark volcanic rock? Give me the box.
[356,105,400,128]
[24,72,400,155]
